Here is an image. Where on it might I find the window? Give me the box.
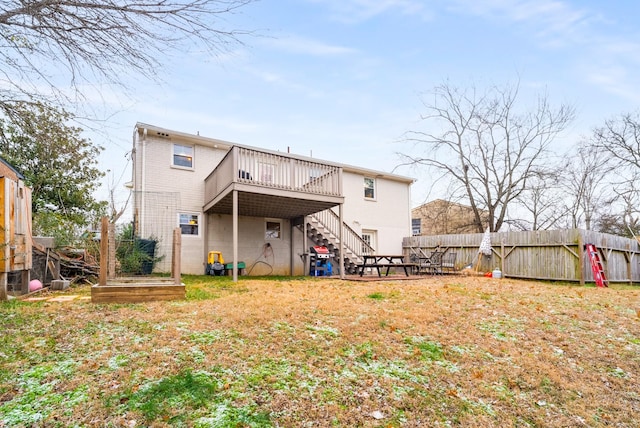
[179,213,199,236]
[265,220,281,239]
[361,230,376,253]
[364,177,375,199]
[173,144,194,168]
[412,218,421,236]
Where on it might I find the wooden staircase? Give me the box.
[298,209,374,275]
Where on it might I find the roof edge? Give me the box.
[134,122,415,184]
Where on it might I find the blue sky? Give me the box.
[95,0,640,209]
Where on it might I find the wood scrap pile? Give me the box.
[58,247,99,284]
[33,243,99,285]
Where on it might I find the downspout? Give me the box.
[407,182,413,256]
[140,127,147,237]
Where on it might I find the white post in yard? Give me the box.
[339,203,344,280]
[233,189,238,282]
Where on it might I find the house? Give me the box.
[412,199,488,236]
[129,123,414,277]
[0,156,32,299]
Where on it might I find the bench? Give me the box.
[357,263,417,277]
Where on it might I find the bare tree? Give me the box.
[510,168,567,231]
[592,185,639,236]
[0,0,255,119]
[586,112,640,232]
[558,143,615,230]
[591,112,640,170]
[400,80,575,232]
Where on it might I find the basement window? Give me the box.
[179,213,200,236]
[173,144,194,169]
[265,220,281,239]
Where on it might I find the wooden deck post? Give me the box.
[172,227,181,285]
[99,216,108,286]
[232,189,238,282]
[339,203,344,280]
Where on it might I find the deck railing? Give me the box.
[206,146,342,199]
[312,208,374,260]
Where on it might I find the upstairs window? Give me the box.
[179,213,199,236]
[364,177,375,199]
[173,144,194,168]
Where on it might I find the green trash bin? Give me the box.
[135,239,156,275]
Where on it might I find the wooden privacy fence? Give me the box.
[403,229,640,285]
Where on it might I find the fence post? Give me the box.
[172,227,181,285]
[108,222,116,279]
[627,242,632,286]
[577,233,584,286]
[99,216,108,286]
[500,239,505,275]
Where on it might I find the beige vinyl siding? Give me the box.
[137,134,227,274]
[337,171,411,255]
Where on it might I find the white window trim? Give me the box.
[172,143,195,170]
[361,229,377,253]
[265,218,282,240]
[178,212,201,237]
[364,177,376,200]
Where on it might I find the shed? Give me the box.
[0,157,32,299]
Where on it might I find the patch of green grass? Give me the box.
[120,369,222,423]
[194,403,272,427]
[189,330,225,345]
[367,292,385,300]
[627,335,640,345]
[182,275,252,300]
[354,341,376,362]
[477,316,523,342]
[246,358,297,392]
[107,354,130,370]
[607,367,628,378]
[0,360,88,426]
[306,323,339,338]
[187,286,218,300]
[273,321,295,332]
[539,376,554,393]
[405,336,445,361]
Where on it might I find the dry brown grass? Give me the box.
[1,275,639,427]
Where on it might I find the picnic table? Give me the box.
[357,254,416,277]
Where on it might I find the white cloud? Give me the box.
[308,0,431,24]
[447,0,593,46]
[264,35,357,56]
[585,66,640,104]
[444,1,640,106]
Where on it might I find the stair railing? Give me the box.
[309,209,374,262]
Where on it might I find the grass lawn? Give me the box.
[1,275,639,427]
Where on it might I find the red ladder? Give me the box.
[585,243,608,287]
